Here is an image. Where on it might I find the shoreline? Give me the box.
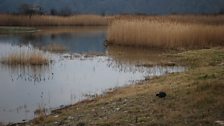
[9,47,224,126]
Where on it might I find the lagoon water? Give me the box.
[0,27,185,124]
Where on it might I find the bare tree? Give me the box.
[50,8,58,15]
[60,7,72,16]
[218,8,224,14]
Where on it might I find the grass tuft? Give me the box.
[1,51,49,65]
[33,105,47,124]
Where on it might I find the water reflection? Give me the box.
[107,45,180,67]
[1,65,54,84]
[106,56,185,77]
[0,27,107,54]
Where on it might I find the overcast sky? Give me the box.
[0,0,224,14]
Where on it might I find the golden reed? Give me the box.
[0,14,108,26]
[1,51,49,65]
[107,18,224,49]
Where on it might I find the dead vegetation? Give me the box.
[108,15,224,25]
[0,51,49,65]
[107,19,224,49]
[0,14,108,26]
[33,105,47,124]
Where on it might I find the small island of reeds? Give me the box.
[1,50,49,66]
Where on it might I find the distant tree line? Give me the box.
[50,8,72,16]
[16,3,109,16]
[218,8,224,14]
[17,3,74,17]
[19,3,44,16]
[13,3,224,16]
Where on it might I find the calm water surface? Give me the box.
[0,27,185,124]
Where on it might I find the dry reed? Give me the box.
[107,19,224,49]
[33,105,47,124]
[109,15,224,25]
[0,14,108,26]
[1,51,49,65]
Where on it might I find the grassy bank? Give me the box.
[107,19,224,49]
[0,14,107,26]
[19,47,224,126]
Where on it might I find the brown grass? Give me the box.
[107,19,224,49]
[109,15,224,25]
[0,14,108,26]
[33,105,47,124]
[1,51,49,65]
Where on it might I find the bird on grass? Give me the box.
[156,91,167,98]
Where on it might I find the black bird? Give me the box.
[156,92,167,98]
[104,40,109,47]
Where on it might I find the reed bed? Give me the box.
[0,14,108,26]
[109,15,224,25]
[1,51,49,65]
[107,19,224,49]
